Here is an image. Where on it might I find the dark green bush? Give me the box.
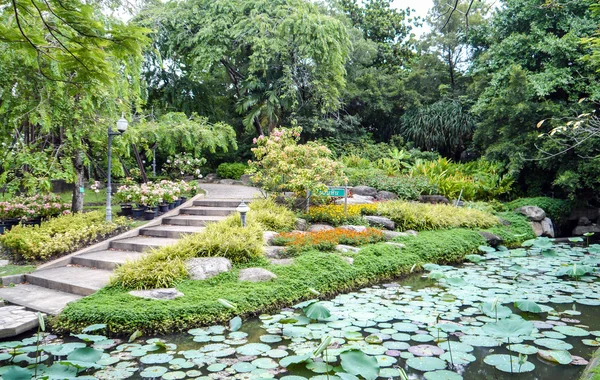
[504,197,575,224]
[344,168,437,200]
[216,162,248,180]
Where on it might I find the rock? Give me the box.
[569,208,600,222]
[479,232,504,247]
[264,246,285,258]
[531,221,544,237]
[578,217,592,226]
[418,195,449,204]
[335,245,361,254]
[186,257,232,280]
[335,195,375,205]
[404,230,418,236]
[240,174,253,185]
[239,268,277,282]
[269,258,294,265]
[453,200,465,207]
[541,217,555,238]
[516,206,546,222]
[232,180,244,185]
[295,218,308,231]
[263,231,279,245]
[0,260,9,267]
[308,224,334,232]
[129,288,184,301]
[352,186,378,197]
[376,191,398,201]
[365,216,395,230]
[204,173,219,183]
[499,218,511,226]
[385,242,405,249]
[382,231,407,240]
[219,179,235,185]
[339,225,367,232]
[342,256,354,265]
[573,224,600,236]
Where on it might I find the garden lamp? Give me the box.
[106,114,129,222]
[237,200,250,227]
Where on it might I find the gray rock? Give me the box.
[335,245,361,254]
[573,224,600,236]
[263,231,279,245]
[541,217,555,238]
[269,258,294,265]
[204,173,219,182]
[240,174,253,185]
[339,225,367,232]
[385,242,405,249]
[295,218,308,231]
[376,191,398,201]
[531,221,544,237]
[129,288,184,301]
[404,230,418,236]
[264,246,286,258]
[418,195,449,204]
[308,224,334,232]
[382,231,406,240]
[578,217,592,226]
[342,256,354,265]
[365,216,395,230]
[239,268,277,282]
[335,195,375,205]
[219,179,235,185]
[516,206,546,222]
[0,260,9,267]
[453,200,465,207]
[232,180,244,186]
[186,257,232,280]
[352,186,378,197]
[479,232,504,247]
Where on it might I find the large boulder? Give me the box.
[352,186,378,197]
[531,222,544,237]
[365,216,395,230]
[186,257,232,280]
[240,174,253,185]
[339,225,367,233]
[376,191,398,201]
[382,230,414,240]
[479,232,504,247]
[264,246,285,258]
[263,231,279,245]
[515,206,546,222]
[573,224,600,236]
[239,268,277,282]
[335,195,375,205]
[295,218,308,231]
[541,217,555,238]
[335,245,361,254]
[308,224,334,232]
[129,288,184,301]
[418,195,449,204]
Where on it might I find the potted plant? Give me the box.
[115,185,134,216]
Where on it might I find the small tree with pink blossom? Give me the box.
[248,127,346,197]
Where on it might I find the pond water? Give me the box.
[2,239,600,380]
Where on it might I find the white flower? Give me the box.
[167,159,171,163]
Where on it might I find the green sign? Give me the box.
[326,187,347,197]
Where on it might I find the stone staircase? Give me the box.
[0,198,242,316]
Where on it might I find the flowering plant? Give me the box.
[162,153,206,179]
[248,127,346,197]
[116,180,198,208]
[273,227,385,255]
[0,194,70,220]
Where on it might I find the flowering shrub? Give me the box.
[0,194,70,220]
[302,204,377,226]
[162,153,206,179]
[247,127,346,197]
[90,181,102,194]
[115,180,198,207]
[0,211,130,262]
[273,227,385,255]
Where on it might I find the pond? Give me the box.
[2,238,600,380]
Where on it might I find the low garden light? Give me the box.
[106,114,129,222]
[237,200,250,227]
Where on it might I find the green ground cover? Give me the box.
[0,264,36,276]
[53,211,534,335]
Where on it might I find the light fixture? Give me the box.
[237,200,250,227]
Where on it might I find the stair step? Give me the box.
[162,215,225,227]
[72,250,146,270]
[140,225,205,238]
[180,207,237,217]
[110,237,179,252]
[0,284,82,315]
[193,199,251,208]
[25,266,113,296]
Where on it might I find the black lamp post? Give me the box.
[106,115,129,222]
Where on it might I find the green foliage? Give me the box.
[0,211,130,262]
[376,201,499,231]
[246,198,297,232]
[216,163,249,180]
[504,197,575,225]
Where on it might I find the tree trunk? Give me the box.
[71,152,85,213]
[253,117,264,136]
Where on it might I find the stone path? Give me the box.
[0,184,260,336]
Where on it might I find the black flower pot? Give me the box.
[120,204,133,216]
[159,204,169,213]
[144,210,156,220]
[0,223,7,235]
[4,218,19,230]
[132,208,145,218]
[179,196,187,203]
[168,202,175,210]
[173,199,182,207]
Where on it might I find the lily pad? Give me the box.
[406,356,447,372]
[424,370,464,380]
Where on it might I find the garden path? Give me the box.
[0,184,260,336]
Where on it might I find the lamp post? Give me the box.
[237,200,250,227]
[106,115,129,222]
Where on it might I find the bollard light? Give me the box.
[237,200,250,227]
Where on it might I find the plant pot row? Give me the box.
[119,197,188,220]
[0,217,43,235]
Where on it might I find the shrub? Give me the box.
[376,201,499,231]
[0,211,130,262]
[504,197,575,225]
[216,162,248,180]
[273,227,386,255]
[247,198,296,231]
[302,204,377,226]
[344,168,437,200]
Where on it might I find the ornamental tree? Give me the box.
[248,127,346,197]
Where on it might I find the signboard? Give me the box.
[326,187,347,197]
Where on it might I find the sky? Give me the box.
[392,0,433,37]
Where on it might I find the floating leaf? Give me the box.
[406,357,446,372]
[538,350,572,365]
[482,318,534,338]
[67,347,103,363]
[303,302,331,321]
[553,325,589,337]
[515,300,543,313]
[280,354,311,367]
[82,324,107,333]
[340,349,380,380]
[424,370,463,379]
[229,316,242,332]
[140,366,168,378]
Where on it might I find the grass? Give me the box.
[52,212,534,335]
[0,264,36,276]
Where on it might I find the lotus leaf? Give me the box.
[406,356,447,372]
[424,370,463,379]
[482,318,534,338]
[340,349,380,380]
[538,350,572,364]
[533,338,573,351]
[139,366,168,378]
[280,354,311,367]
[553,325,590,337]
[515,300,543,313]
[140,353,174,364]
[162,371,186,379]
[229,316,242,332]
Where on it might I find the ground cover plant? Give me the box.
[273,227,386,255]
[505,197,576,226]
[302,204,377,226]
[0,211,130,262]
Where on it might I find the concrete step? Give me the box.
[72,250,146,270]
[0,284,82,315]
[180,207,236,217]
[162,215,225,227]
[25,266,113,296]
[140,225,205,238]
[193,199,251,208]
[110,237,179,252]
